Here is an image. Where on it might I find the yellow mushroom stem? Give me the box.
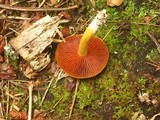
[78,27,94,56]
[78,9,108,57]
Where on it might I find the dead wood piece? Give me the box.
[10,15,69,72]
[30,53,50,71]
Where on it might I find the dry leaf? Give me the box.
[58,11,72,20]
[0,72,16,80]
[0,35,5,54]
[61,27,70,37]
[0,20,8,35]
[10,110,45,120]
[10,111,28,120]
[35,79,43,87]
[0,63,17,80]
[0,55,4,62]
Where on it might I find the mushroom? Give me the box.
[107,0,123,7]
[56,10,109,79]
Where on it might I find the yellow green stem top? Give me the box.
[78,9,108,56]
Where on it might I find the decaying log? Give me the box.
[10,15,69,72]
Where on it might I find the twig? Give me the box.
[131,22,160,27]
[150,112,160,120]
[0,81,5,119]
[0,4,78,11]
[10,0,27,6]
[69,79,80,119]
[0,102,4,119]
[39,77,56,107]
[154,12,160,15]
[3,1,38,14]
[106,20,160,27]
[6,81,10,119]
[145,31,160,53]
[8,27,20,35]
[147,59,160,71]
[8,79,31,82]
[0,9,6,14]
[28,81,34,120]
[0,15,31,20]
[43,96,63,117]
[50,96,63,110]
[27,0,37,3]
[0,0,26,14]
[116,31,124,38]
[103,25,114,40]
[54,0,69,8]
[38,0,47,8]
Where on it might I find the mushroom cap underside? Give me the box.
[56,35,109,79]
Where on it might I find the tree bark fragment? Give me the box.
[10,15,68,73]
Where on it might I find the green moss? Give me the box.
[137,77,146,85]
[49,82,71,113]
[95,0,107,9]
[146,49,160,62]
[77,81,99,109]
[113,106,132,119]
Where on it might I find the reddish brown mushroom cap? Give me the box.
[56,35,109,79]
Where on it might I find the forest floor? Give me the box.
[0,0,160,120]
